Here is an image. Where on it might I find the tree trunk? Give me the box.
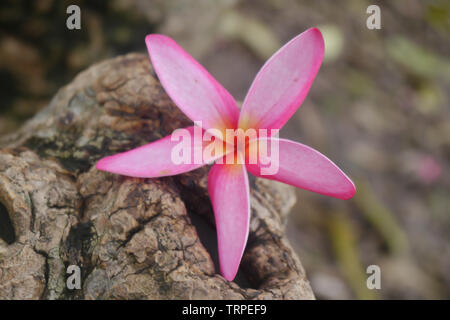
[0,53,314,299]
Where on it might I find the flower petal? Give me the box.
[238,28,324,132]
[246,138,355,199]
[146,34,240,133]
[208,161,250,281]
[96,126,221,178]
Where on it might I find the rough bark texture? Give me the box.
[0,53,314,300]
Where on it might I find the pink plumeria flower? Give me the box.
[97,28,356,281]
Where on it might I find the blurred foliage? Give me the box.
[0,0,449,299]
[0,0,155,134]
[387,36,450,81]
[354,179,409,256]
[328,211,379,300]
[318,24,344,63]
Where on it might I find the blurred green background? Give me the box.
[0,0,449,299]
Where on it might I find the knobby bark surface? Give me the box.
[0,53,314,299]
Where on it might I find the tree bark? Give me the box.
[0,53,314,299]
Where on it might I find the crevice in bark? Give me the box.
[0,201,15,244]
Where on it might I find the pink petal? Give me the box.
[96,127,220,178]
[246,138,356,200]
[208,161,250,281]
[146,34,240,133]
[238,28,324,132]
